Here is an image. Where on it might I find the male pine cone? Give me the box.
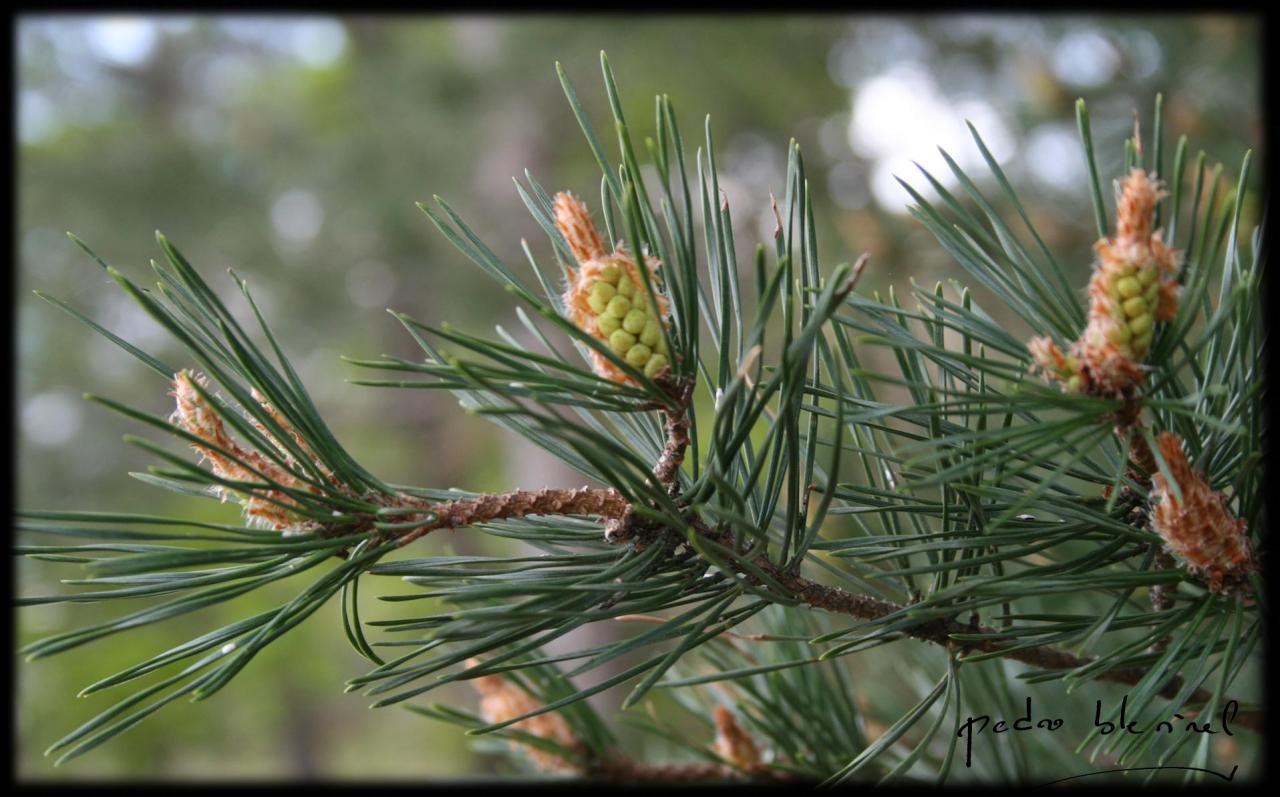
[1029,168,1180,397]
[554,192,670,383]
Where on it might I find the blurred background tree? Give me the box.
[16,13,1261,780]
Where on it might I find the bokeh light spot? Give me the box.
[22,391,83,448]
[86,17,158,67]
[271,189,325,246]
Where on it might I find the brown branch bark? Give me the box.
[653,406,691,490]
[650,375,694,492]
[1148,550,1178,654]
[698,523,1260,732]
[343,484,1260,734]
[381,485,630,549]
[587,757,798,783]
[344,385,1261,735]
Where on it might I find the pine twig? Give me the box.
[651,376,694,492]
[349,485,1261,734]
[376,486,631,549]
[587,757,800,783]
[697,522,1261,732]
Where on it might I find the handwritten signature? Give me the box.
[957,695,1240,773]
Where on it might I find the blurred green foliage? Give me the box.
[16,14,1260,780]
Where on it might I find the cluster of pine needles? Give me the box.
[18,55,1262,784]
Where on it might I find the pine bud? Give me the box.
[248,386,337,489]
[1027,169,1182,398]
[711,705,763,772]
[1028,336,1084,389]
[553,192,671,385]
[1148,432,1254,594]
[465,658,580,773]
[169,371,315,531]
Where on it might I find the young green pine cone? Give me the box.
[553,192,671,384]
[1028,169,1181,398]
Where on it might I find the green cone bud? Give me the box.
[597,313,621,335]
[609,329,636,354]
[581,267,670,379]
[622,309,647,334]
[625,343,651,367]
[1129,313,1153,336]
[616,274,635,297]
[1122,296,1147,318]
[1115,276,1141,299]
[591,280,616,302]
[606,295,632,319]
[1137,265,1159,286]
[644,353,668,377]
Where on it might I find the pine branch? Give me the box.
[587,757,800,783]
[649,376,694,492]
[336,379,1262,732]
[19,59,1261,780]
[381,316,1262,731]
[382,486,631,549]
[327,478,1262,733]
